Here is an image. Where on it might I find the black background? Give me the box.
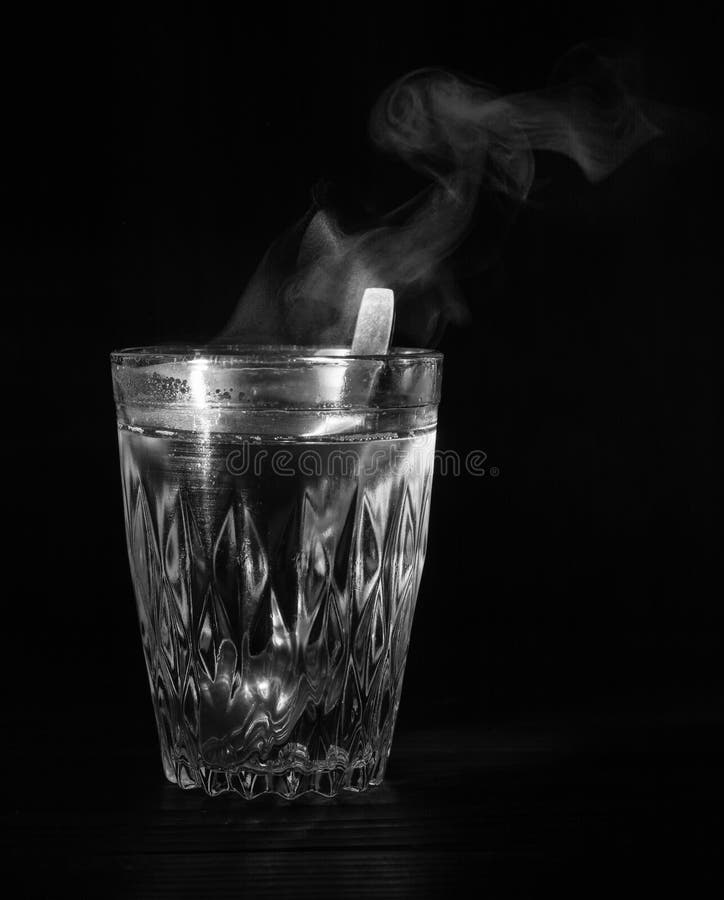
[3,3,723,894]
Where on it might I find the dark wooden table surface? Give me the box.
[4,700,723,897]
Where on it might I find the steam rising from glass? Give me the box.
[219,44,659,348]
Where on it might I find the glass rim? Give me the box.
[111,344,443,367]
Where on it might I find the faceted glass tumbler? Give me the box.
[111,346,442,799]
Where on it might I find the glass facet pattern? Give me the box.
[113,349,441,799]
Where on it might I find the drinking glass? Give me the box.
[111,346,442,798]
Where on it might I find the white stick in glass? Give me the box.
[351,288,395,355]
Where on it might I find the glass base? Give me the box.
[165,757,386,799]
